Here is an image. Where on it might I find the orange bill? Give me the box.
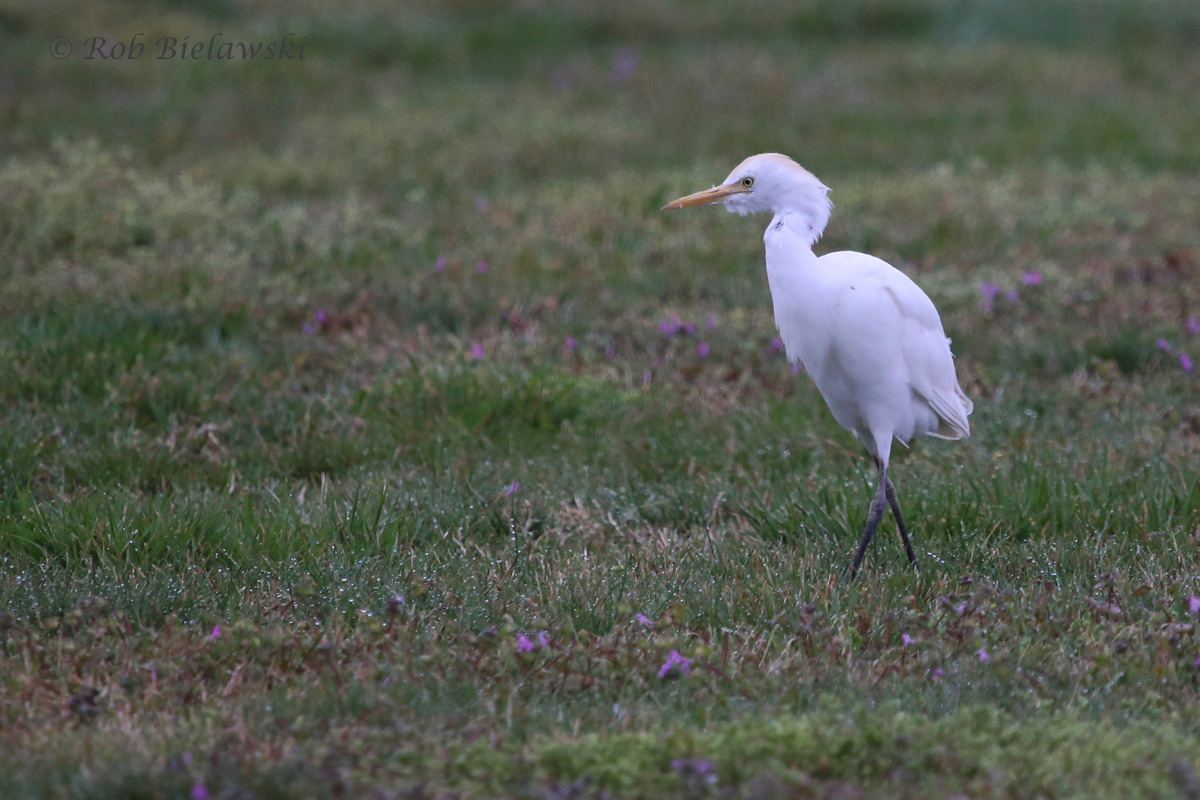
[662,183,748,210]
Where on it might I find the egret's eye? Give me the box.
[741,177,755,188]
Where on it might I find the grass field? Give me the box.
[3,1,1200,797]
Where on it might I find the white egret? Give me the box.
[664,154,972,578]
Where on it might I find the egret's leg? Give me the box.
[844,466,888,581]
[884,476,920,571]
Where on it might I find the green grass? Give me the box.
[3,1,1200,797]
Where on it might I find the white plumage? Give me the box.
[664,153,972,577]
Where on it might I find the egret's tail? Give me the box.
[925,384,973,440]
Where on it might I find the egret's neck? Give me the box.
[764,215,820,279]
[772,180,832,247]
[767,211,827,250]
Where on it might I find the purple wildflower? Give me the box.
[516,633,535,653]
[433,255,447,273]
[564,336,577,350]
[1021,270,1043,286]
[303,309,328,334]
[658,649,691,678]
[475,260,488,274]
[1187,317,1200,335]
[191,783,209,800]
[208,625,221,641]
[706,315,718,330]
[1158,338,1172,352]
[697,341,710,358]
[671,758,714,775]
[611,46,640,84]
[978,282,1000,299]
[604,344,615,359]
[636,613,654,628]
[1189,595,1200,615]
[901,633,915,646]
[659,316,682,336]
[770,336,784,353]
[790,362,802,374]
[1182,352,1194,372]
[955,602,967,616]
[537,631,550,648]
[549,65,572,90]
[504,481,519,497]
[1005,288,1020,303]
[682,320,696,335]
[931,667,945,680]
[977,648,991,662]
[468,342,485,360]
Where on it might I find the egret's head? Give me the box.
[663,153,832,241]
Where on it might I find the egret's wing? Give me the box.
[879,280,973,440]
